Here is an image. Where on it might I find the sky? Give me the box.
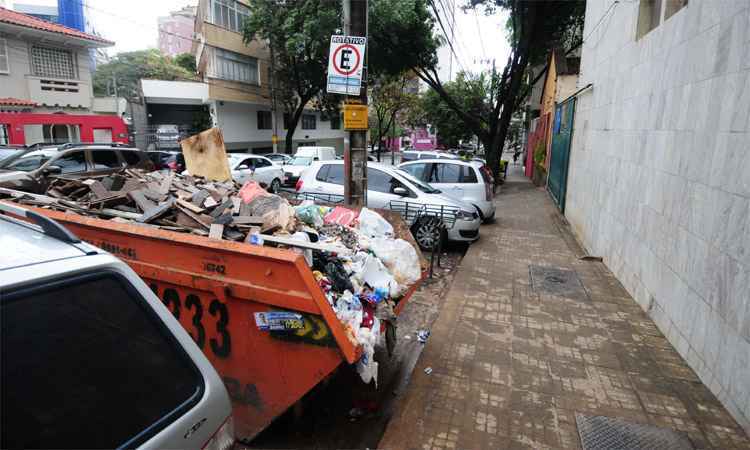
[82,0,510,77]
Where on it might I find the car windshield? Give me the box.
[5,150,57,172]
[397,169,441,194]
[290,156,313,166]
[0,149,24,167]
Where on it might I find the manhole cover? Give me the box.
[576,414,695,450]
[529,265,588,299]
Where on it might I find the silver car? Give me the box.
[0,203,234,449]
[399,159,496,222]
[296,161,481,250]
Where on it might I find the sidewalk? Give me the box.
[379,165,750,450]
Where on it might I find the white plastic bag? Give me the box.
[357,207,394,238]
[334,290,363,332]
[355,317,381,386]
[352,253,401,297]
[289,231,313,266]
[369,238,421,286]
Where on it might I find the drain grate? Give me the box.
[576,414,695,450]
[529,265,588,299]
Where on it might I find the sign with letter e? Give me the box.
[327,35,366,96]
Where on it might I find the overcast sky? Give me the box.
[84,0,509,78]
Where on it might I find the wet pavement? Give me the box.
[378,166,750,450]
[244,244,468,449]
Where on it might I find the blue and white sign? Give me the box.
[327,35,366,96]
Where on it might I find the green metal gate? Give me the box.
[547,97,576,212]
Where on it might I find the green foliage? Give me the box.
[533,140,546,167]
[420,72,490,147]
[369,75,418,153]
[93,49,195,101]
[174,53,197,73]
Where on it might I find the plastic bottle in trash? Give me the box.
[248,233,264,245]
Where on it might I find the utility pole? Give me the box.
[343,0,367,206]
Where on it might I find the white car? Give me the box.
[399,159,496,222]
[228,154,284,193]
[296,161,481,250]
[261,153,293,166]
[0,203,234,449]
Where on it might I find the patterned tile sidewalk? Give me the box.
[379,166,750,450]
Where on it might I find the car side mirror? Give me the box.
[393,186,408,196]
[237,164,249,170]
[43,165,62,175]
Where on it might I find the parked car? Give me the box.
[0,144,150,194]
[296,161,481,250]
[261,153,293,165]
[228,153,284,193]
[399,159,495,222]
[154,124,182,150]
[0,146,30,168]
[283,147,337,187]
[0,203,234,449]
[148,150,185,172]
[401,150,459,163]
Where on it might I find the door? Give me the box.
[89,149,124,176]
[367,168,408,209]
[547,98,576,212]
[233,158,257,184]
[428,162,464,201]
[315,163,345,195]
[252,157,277,185]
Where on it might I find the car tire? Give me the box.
[483,210,495,224]
[269,178,281,194]
[412,216,447,252]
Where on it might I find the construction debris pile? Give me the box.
[0,169,423,385]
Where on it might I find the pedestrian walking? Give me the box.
[513,150,521,165]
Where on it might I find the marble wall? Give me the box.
[565,0,750,433]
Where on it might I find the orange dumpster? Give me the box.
[8,204,424,442]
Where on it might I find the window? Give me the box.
[323,164,344,185]
[461,166,478,183]
[30,46,76,79]
[401,163,429,181]
[210,0,250,33]
[369,168,398,194]
[315,164,330,182]
[120,150,143,166]
[257,111,272,129]
[238,158,256,169]
[54,151,87,174]
[254,158,271,168]
[0,38,8,74]
[0,124,8,144]
[330,113,341,130]
[431,163,461,183]
[664,0,688,20]
[1,273,201,448]
[91,150,122,169]
[212,48,258,84]
[301,114,316,130]
[637,0,686,38]
[43,124,80,144]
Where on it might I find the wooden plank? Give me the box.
[142,189,165,202]
[89,181,110,199]
[232,215,265,225]
[176,198,205,214]
[175,210,203,228]
[158,173,173,195]
[209,223,224,240]
[203,196,218,208]
[175,203,210,229]
[100,208,143,220]
[210,199,234,218]
[191,190,211,206]
[258,234,351,255]
[138,199,174,223]
[180,127,231,182]
[129,190,156,212]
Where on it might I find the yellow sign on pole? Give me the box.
[343,104,368,130]
[271,134,278,144]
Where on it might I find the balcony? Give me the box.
[26,76,91,109]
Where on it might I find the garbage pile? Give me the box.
[0,170,423,385]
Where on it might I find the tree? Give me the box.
[420,72,487,148]
[244,0,440,154]
[369,74,417,161]
[243,0,339,154]
[369,0,584,180]
[93,49,195,101]
[174,52,197,73]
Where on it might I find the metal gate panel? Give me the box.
[547,98,576,211]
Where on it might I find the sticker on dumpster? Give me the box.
[254,312,305,331]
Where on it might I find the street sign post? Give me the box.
[326,35,366,96]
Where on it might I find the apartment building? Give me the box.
[158,5,196,57]
[191,0,344,153]
[0,7,127,145]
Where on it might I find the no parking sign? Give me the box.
[326,35,366,96]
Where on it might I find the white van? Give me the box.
[283,146,337,186]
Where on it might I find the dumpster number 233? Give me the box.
[150,284,231,358]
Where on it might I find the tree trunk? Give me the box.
[284,100,307,154]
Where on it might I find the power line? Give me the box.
[582,0,619,47]
[473,9,488,61]
[427,0,468,75]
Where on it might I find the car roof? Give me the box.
[400,158,475,166]
[0,215,90,271]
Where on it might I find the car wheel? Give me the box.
[269,178,281,194]
[412,216,446,251]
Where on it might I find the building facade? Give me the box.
[190,0,344,154]
[565,0,749,433]
[0,7,127,145]
[158,5,196,57]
